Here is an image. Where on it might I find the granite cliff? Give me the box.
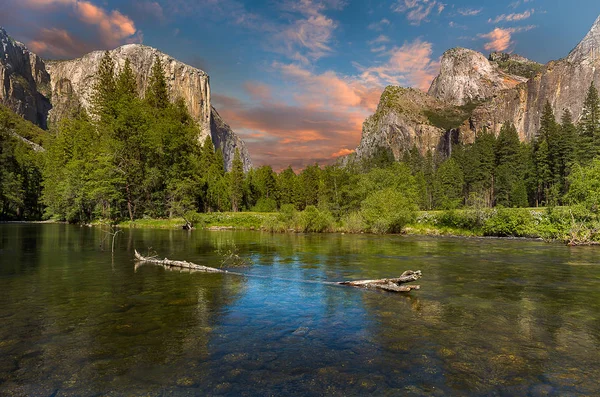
[0,27,51,129]
[471,15,600,140]
[354,14,600,161]
[428,47,527,106]
[0,28,251,171]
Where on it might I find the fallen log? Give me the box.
[133,251,421,293]
[338,270,421,292]
[134,250,226,273]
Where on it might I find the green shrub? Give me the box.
[360,188,417,234]
[437,210,484,230]
[340,211,367,233]
[252,198,278,212]
[296,205,335,233]
[483,208,534,237]
[184,210,205,228]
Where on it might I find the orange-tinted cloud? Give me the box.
[75,1,137,46]
[244,82,273,103]
[212,92,371,170]
[356,39,440,91]
[479,25,535,52]
[28,28,93,58]
[20,0,139,58]
[332,148,355,158]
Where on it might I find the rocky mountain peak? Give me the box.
[428,47,527,106]
[568,15,600,64]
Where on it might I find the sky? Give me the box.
[2,0,600,170]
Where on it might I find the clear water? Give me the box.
[1,224,600,396]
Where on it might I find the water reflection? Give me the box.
[0,225,600,395]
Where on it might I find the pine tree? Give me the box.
[116,58,137,101]
[146,56,169,109]
[579,82,600,163]
[433,158,464,209]
[91,51,116,122]
[556,109,578,195]
[278,166,300,208]
[230,149,244,212]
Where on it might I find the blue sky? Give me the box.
[2,0,600,169]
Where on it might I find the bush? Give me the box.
[340,212,367,233]
[482,208,534,237]
[437,209,486,230]
[252,198,277,213]
[184,210,205,228]
[360,188,417,234]
[296,205,335,233]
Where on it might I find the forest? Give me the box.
[2,52,600,242]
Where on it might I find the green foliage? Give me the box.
[483,208,535,237]
[361,188,417,233]
[566,160,600,213]
[423,101,480,130]
[230,149,244,212]
[494,59,542,79]
[296,205,335,233]
[146,56,169,109]
[252,197,277,212]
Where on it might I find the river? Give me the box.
[1,223,599,396]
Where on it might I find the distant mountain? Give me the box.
[351,14,600,162]
[0,27,252,171]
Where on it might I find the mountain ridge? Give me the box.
[0,27,252,171]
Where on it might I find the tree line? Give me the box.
[3,54,600,226]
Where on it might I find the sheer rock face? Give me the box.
[428,47,527,106]
[355,87,473,161]
[472,15,600,140]
[211,106,252,171]
[0,27,251,171]
[0,27,51,128]
[356,15,600,161]
[45,44,212,136]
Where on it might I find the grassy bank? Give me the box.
[107,206,600,245]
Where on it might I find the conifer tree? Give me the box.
[146,56,169,109]
[116,58,137,101]
[230,149,245,212]
[91,51,116,121]
[579,82,600,163]
[278,166,300,208]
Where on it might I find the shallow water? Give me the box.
[1,224,600,396]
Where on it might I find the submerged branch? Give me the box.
[338,270,422,292]
[134,250,226,273]
[133,251,421,293]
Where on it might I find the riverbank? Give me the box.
[110,206,599,245]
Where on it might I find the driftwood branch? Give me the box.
[134,250,226,273]
[133,251,421,293]
[338,270,422,292]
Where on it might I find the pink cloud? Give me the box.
[28,27,92,58]
[332,148,355,158]
[75,1,137,46]
[392,0,441,25]
[489,9,534,24]
[244,82,273,103]
[356,39,440,91]
[20,0,139,57]
[479,25,535,52]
